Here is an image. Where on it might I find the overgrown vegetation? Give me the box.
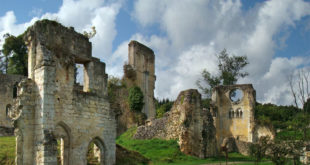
[155,98,174,118]
[0,33,28,76]
[116,127,272,165]
[128,86,144,112]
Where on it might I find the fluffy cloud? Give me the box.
[1,0,310,107]
[130,0,310,106]
[0,0,122,61]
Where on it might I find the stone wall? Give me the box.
[211,84,256,151]
[134,89,218,158]
[9,20,116,165]
[124,40,156,119]
[253,124,275,141]
[0,74,25,128]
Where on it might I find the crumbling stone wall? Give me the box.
[0,74,25,129]
[9,20,116,165]
[253,124,275,141]
[124,41,156,119]
[211,84,256,151]
[134,89,218,158]
[112,87,140,136]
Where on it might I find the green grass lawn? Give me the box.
[116,127,273,165]
[0,136,15,165]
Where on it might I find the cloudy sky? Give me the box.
[1,0,310,106]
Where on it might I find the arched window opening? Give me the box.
[57,137,65,165]
[6,104,11,118]
[87,137,105,165]
[231,111,235,118]
[239,109,243,118]
[13,83,18,98]
[236,110,239,118]
[229,110,232,118]
[54,122,71,165]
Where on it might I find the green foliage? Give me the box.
[128,86,144,112]
[197,49,248,97]
[201,98,211,109]
[304,98,310,113]
[107,76,125,101]
[155,98,174,118]
[255,103,301,130]
[249,136,270,164]
[1,34,28,76]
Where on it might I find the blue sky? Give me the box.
[1,0,310,106]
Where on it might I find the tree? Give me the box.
[288,69,310,108]
[1,33,28,76]
[249,136,270,165]
[196,49,249,97]
[128,86,144,112]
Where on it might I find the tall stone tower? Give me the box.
[125,40,156,119]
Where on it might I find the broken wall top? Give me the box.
[129,40,155,64]
[24,19,92,63]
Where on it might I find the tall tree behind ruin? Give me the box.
[196,49,249,98]
[1,33,28,76]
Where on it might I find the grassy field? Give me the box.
[0,136,15,165]
[116,127,273,165]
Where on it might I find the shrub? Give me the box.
[128,86,144,112]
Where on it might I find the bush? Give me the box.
[128,86,144,112]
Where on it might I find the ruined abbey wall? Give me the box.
[10,20,116,165]
[134,89,218,158]
[0,74,25,128]
[124,41,156,119]
[211,84,256,148]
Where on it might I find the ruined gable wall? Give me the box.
[211,84,256,148]
[11,20,115,165]
[0,74,25,128]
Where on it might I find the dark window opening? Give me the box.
[13,83,18,98]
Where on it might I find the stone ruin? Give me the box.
[112,40,157,136]
[8,20,116,165]
[134,89,218,158]
[211,84,274,154]
[123,41,156,119]
[0,19,278,164]
[0,74,25,135]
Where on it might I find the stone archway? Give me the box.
[54,122,71,165]
[86,137,106,165]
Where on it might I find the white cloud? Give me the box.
[0,0,122,61]
[1,0,310,107]
[130,0,310,106]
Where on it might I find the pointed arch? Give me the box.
[87,137,106,165]
[54,121,72,165]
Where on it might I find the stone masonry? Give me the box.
[123,41,156,119]
[210,84,256,152]
[9,20,116,165]
[0,74,25,129]
[134,89,218,158]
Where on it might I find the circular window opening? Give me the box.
[230,89,243,103]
